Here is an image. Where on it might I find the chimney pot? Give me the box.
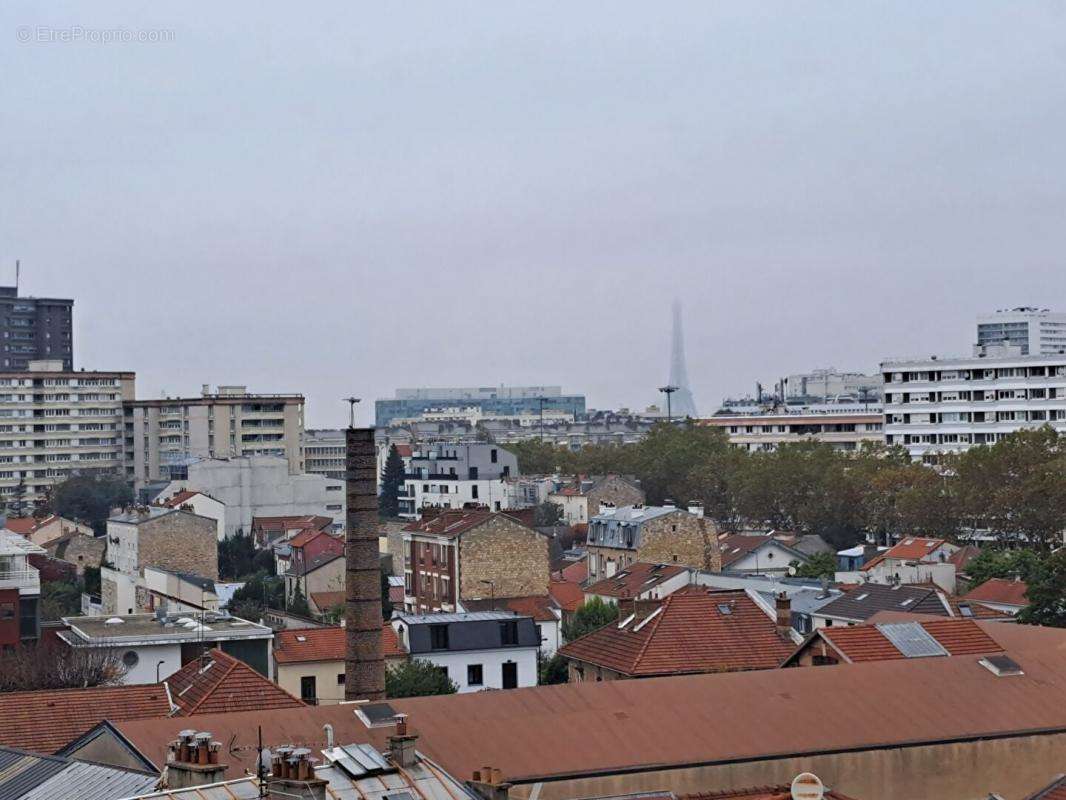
[775,592,791,634]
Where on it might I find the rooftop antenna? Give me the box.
[15,260,20,294]
[343,397,361,428]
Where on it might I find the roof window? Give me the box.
[979,655,1024,677]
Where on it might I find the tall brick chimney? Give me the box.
[345,427,385,701]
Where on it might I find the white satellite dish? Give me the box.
[791,772,825,800]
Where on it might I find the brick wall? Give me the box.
[586,476,645,514]
[637,512,721,572]
[459,515,550,601]
[137,511,219,580]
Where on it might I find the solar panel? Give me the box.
[876,622,948,658]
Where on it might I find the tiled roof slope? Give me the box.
[559,589,793,677]
[585,562,686,599]
[1024,773,1066,800]
[684,787,857,800]
[816,583,948,622]
[549,580,585,613]
[274,625,407,664]
[795,618,1004,664]
[861,537,946,570]
[0,684,171,753]
[166,649,305,715]
[463,595,558,622]
[965,577,1030,607]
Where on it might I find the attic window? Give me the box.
[958,603,974,618]
[717,603,733,615]
[296,635,307,642]
[979,655,1024,677]
[855,593,869,601]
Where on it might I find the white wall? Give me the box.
[836,561,957,594]
[414,647,538,693]
[113,642,183,684]
[725,543,807,576]
[537,617,562,657]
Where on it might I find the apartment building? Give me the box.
[0,286,74,371]
[0,529,45,647]
[882,347,1066,461]
[302,428,346,480]
[977,307,1066,355]
[698,413,884,452]
[125,385,304,487]
[375,385,585,427]
[0,360,134,510]
[400,442,518,519]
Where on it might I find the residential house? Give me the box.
[142,567,222,614]
[807,583,1012,628]
[101,506,218,615]
[460,595,563,656]
[583,562,691,605]
[71,620,1066,800]
[154,489,226,541]
[836,544,883,572]
[58,612,274,684]
[558,589,796,682]
[401,510,550,613]
[400,443,519,520]
[837,537,961,593]
[391,611,539,692]
[0,746,158,799]
[688,572,844,636]
[963,577,1030,616]
[43,533,106,577]
[547,474,645,526]
[162,648,305,715]
[718,533,811,576]
[284,530,344,603]
[252,514,333,549]
[782,617,1006,667]
[0,529,44,647]
[586,503,720,581]
[548,579,585,624]
[4,514,92,547]
[273,624,407,705]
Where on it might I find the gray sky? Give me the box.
[3,2,1065,427]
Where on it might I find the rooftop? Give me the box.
[165,648,305,715]
[549,579,586,613]
[274,625,407,664]
[461,595,559,622]
[585,562,687,599]
[559,589,795,677]
[814,583,949,623]
[0,746,158,800]
[684,787,857,800]
[402,509,525,539]
[60,613,272,645]
[718,534,807,569]
[0,529,46,557]
[783,618,1005,665]
[396,611,524,625]
[860,537,949,571]
[107,621,1066,787]
[965,577,1030,608]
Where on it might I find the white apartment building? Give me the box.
[400,443,519,519]
[302,428,346,481]
[0,361,135,510]
[977,307,1066,355]
[698,413,884,452]
[124,385,304,488]
[882,347,1066,461]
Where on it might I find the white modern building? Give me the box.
[977,307,1066,355]
[698,413,884,452]
[0,529,44,646]
[160,455,345,537]
[125,385,305,489]
[401,443,518,519]
[0,360,134,510]
[882,347,1066,461]
[390,611,539,693]
[58,612,274,684]
[302,428,346,481]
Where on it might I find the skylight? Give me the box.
[717,603,734,615]
[855,593,869,601]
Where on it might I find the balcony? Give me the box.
[0,566,40,596]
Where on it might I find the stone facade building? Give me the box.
[107,507,218,580]
[548,474,645,526]
[44,533,106,576]
[401,509,550,613]
[586,504,721,581]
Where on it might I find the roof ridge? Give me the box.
[632,594,672,670]
[185,655,239,714]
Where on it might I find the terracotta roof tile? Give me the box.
[684,787,858,800]
[561,559,588,583]
[288,528,331,549]
[463,595,558,622]
[4,515,57,535]
[964,577,1030,608]
[166,649,305,715]
[806,618,1004,664]
[253,515,333,533]
[1024,774,1066,800]
[0,684,171,753]
[559,590,794,677]
[861,537,948,571]
[549,580,585,613]
[159,490,201,509]
[274,625,407,663]
[585,562,687,599]
[310,591,344,611]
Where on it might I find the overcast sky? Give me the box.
[2,2,1065,427]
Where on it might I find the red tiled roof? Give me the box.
[559,590,794,677]
[394,444,413,457]
[166,649,305,715]
[0,683,171,753]
[310,591,344,612]
[560,559,587,584]
[404,509,537,539]
[799,618,1004,664]
[274,625,407,664]
[253,515,333,533]
[1024,774,1066,800]
[463,595,558,622]
[288,527,331,549]
[947,544,981,572]
[585,562,686,599]
[946,596,1014,621]
[4,515,57,535]
[861,537,947,571]
[549,580,585,613]
[965,577,1030,608]
[684,787,857,800]
[159,490,202,509]
[718,534,794,568]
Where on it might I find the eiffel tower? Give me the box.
[667,301,698,418]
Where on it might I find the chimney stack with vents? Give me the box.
[469,766,511,800]
[268,746,328,800]
[165,730,226,789]
[345,427,385,701]
[775,592,792,636]
[388,713,419,768]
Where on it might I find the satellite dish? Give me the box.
[787,565,797,577]
[791,773,825,800]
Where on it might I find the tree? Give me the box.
[0,641,127,691]
[562,596,619,642]
[7,478,28,517]
[45,471,133,535]
[1018,550,1066,627]
[83,565,101,597]
[218,532,263,580]
[385,658,458,698]
[538,652,569,685]
[792,552,837,580]
[40,580,84,621]
[288,577,311,617]
[379,445,407,519]
[533,501,564,528]
[228,570,285,620]
[381,568,394,620]
[964,548,1045,587]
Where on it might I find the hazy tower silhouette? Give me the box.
[667,301,698,418]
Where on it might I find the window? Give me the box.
[468,466,478,480]
[300,675,317,703]
[471,484,479,500]
[499,620,519,646]
[337,673,345,685]
[122,650,140,668]
[490,449,498,463]
[429,624,449,650]
[467,663,483,686]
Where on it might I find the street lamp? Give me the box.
[343,397,361,428]
[658,385,679,422]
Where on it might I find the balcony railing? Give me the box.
[0,567,40,594]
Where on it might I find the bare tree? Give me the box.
[0,642,127,692]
